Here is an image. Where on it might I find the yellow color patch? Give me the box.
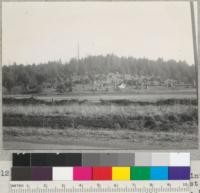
[112,167,130,180]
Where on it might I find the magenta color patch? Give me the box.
[73,167,92,180]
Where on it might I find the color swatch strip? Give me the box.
[12,153,190,167]
[11,166,190,181]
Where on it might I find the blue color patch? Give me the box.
[150,167,168,180]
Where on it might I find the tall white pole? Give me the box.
[77,42,80,60]
[190,0,198,98]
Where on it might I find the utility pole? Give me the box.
[190,0,198,98]
[77,42,80,60]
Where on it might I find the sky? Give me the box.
[2,1,197,65]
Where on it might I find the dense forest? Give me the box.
[2,54,196,94]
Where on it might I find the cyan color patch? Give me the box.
[150,167,168,180]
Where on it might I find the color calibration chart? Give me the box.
[10,153,190,193]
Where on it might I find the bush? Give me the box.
[56,83,66,93]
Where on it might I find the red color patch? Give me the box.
[92,167,112,180]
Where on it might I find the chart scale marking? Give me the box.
[10,181,190,193]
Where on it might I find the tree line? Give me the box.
[2,54,196,94]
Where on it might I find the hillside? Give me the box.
[3,55,196,94]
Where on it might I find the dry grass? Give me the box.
[3,102,197,133]
[3,93,198,149]
[3,126,198,149]
[3,103,196,118]
[3,94,198,134]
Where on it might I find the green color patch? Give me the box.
[131,166,151,180]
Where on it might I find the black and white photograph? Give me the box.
[2,1,198,149]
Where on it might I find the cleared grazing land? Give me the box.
[3,91,198,149]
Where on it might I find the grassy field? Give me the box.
[3,90,198,149]
[4,88,196,102]
[4,127,198,149]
